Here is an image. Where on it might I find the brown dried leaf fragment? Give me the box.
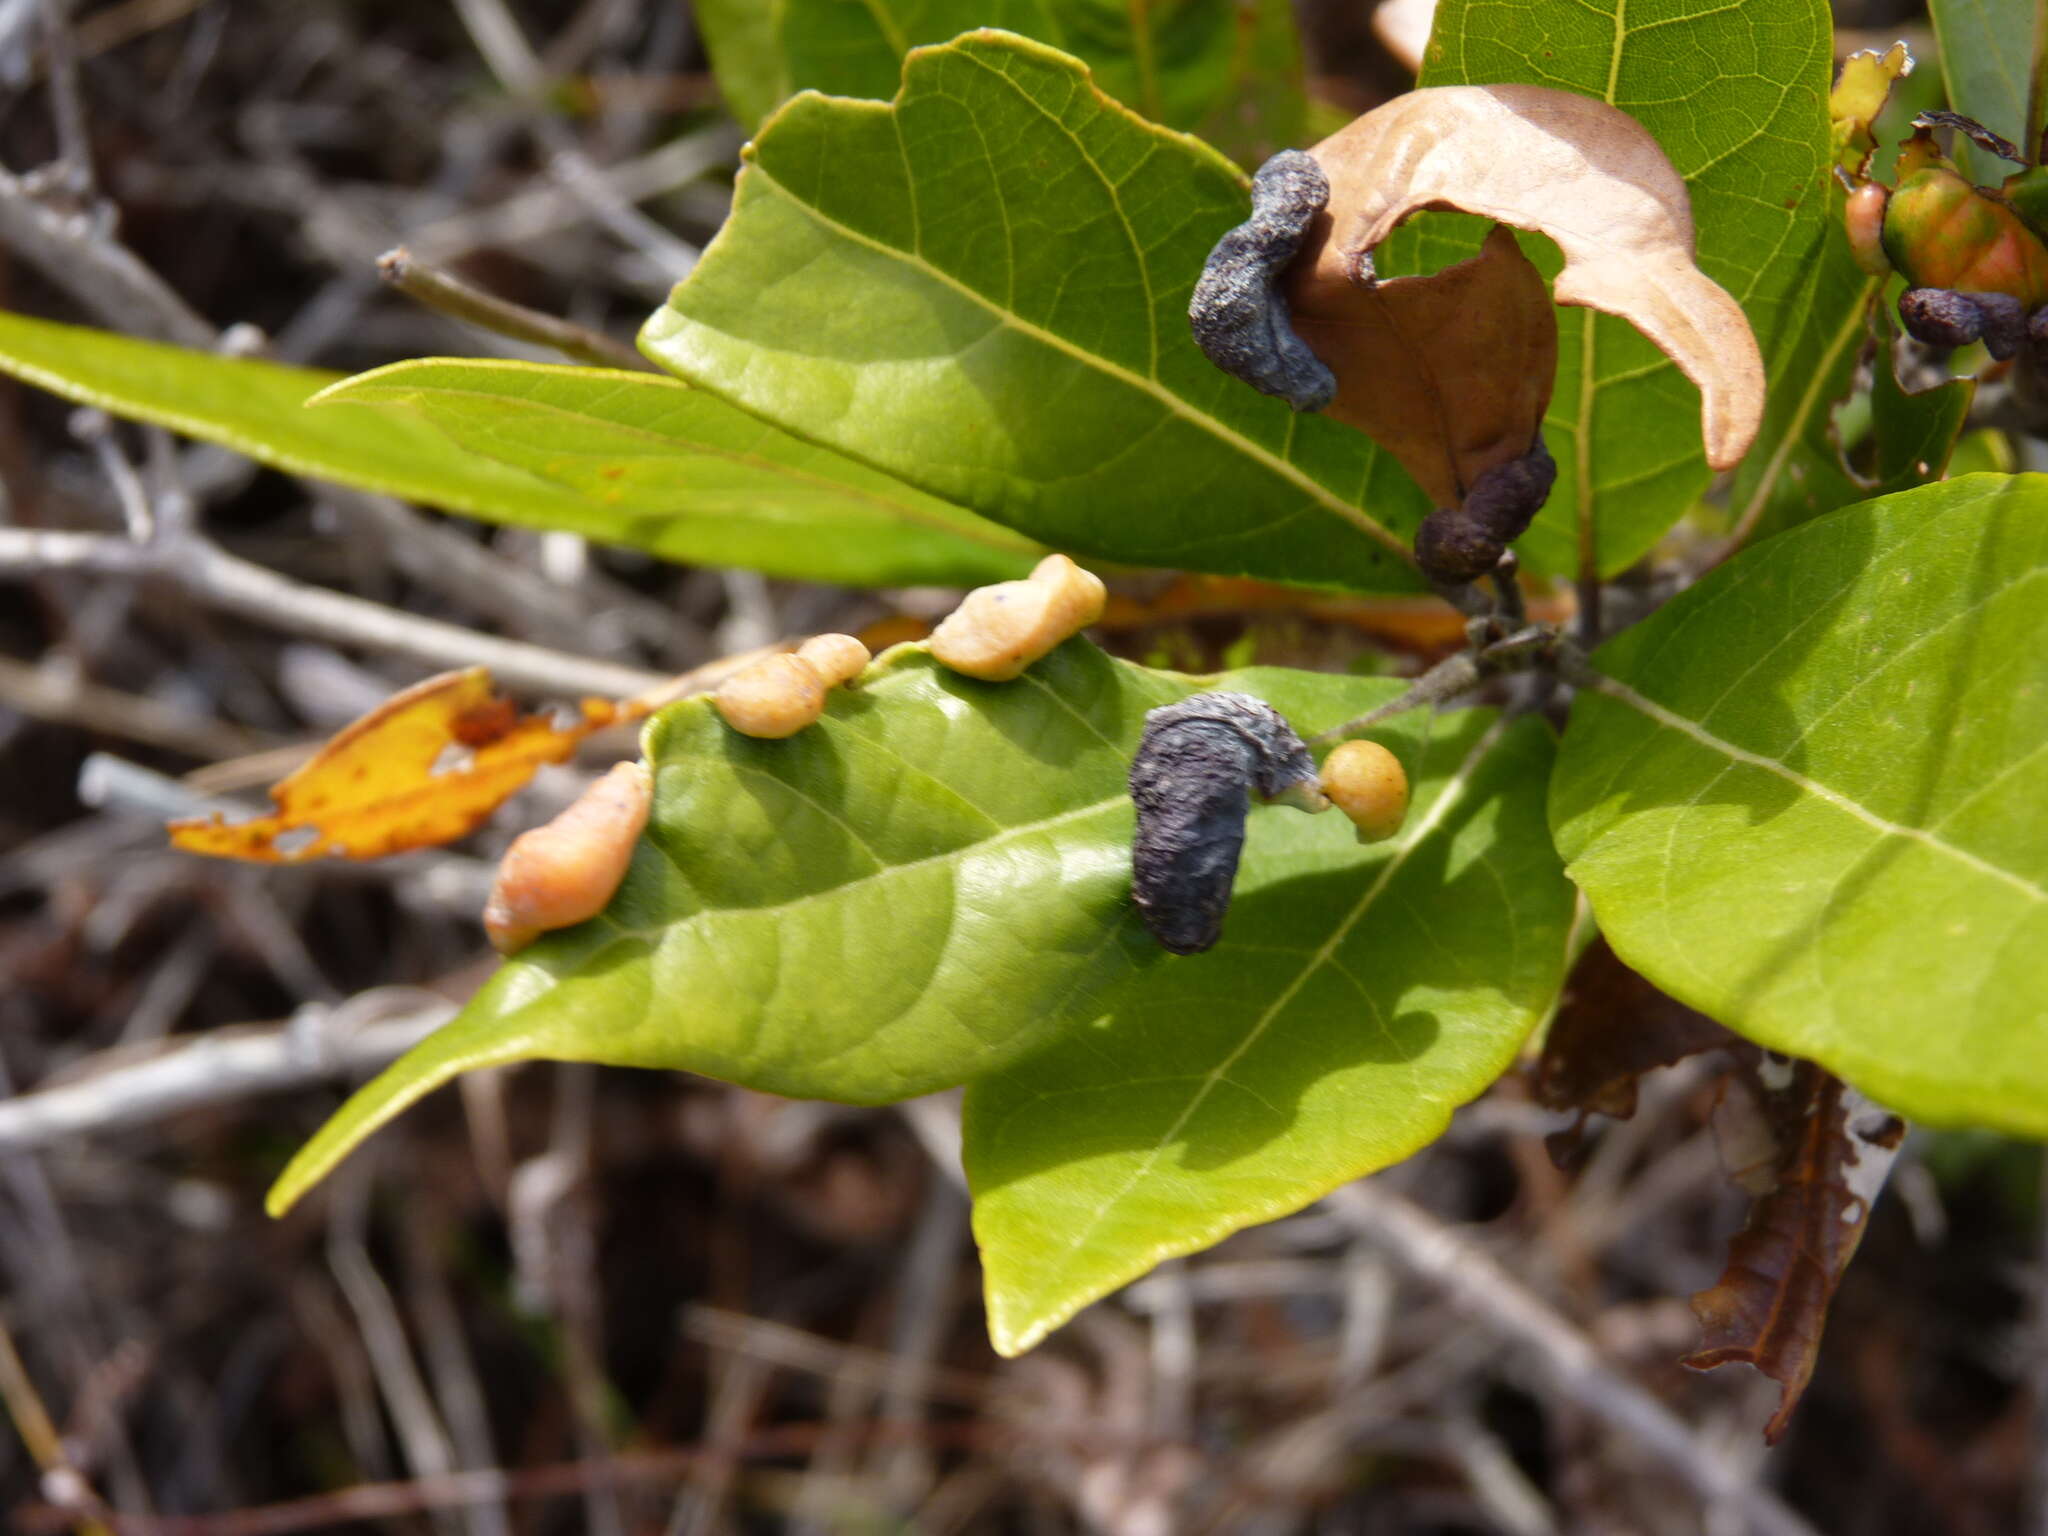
[1289,223,1556,506]
[483,760,653,954]
[1304,84,1765,470]
[169,668,619,863]
[1534,939,1735,1166]
[1684,1055,1906,1443]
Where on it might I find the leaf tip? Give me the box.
[263,1004,546,1216]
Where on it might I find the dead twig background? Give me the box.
[0,4,2040,1535]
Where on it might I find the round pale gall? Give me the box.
[1321,739,1409,843]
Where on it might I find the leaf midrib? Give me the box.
[1581,669,2047,903]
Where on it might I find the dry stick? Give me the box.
[0,654,280,760]
[405,133,731,266]
[376,247,651,371]
[0,528,667,699]
[446,0,702,279]
[325,1170,470,1536]
[1323,1183,1820,1536]
[72,0,210,57]
[35,0,94,198]
[0,166,212,346]
[0,1314,117,1536]
[0,995,454,1154]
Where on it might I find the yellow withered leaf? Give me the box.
[1831,43,1913,180]
[170,668,619,863]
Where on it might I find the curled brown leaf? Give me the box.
[1685,1054,1906,1443]
[1289,223,1556,506]
[1303,84,1765,471]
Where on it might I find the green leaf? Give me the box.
[1928,0,2046,182]
[1727,267,1973,547]
[694,0,1307,165]
[641,30,1432,597]
[271,641,1522,1214]
[314,358,1038,583]
[0,310,1034,586]
[1416,0,1836,578]
[967,705,1572,1355]
[1551,474,2048,1138]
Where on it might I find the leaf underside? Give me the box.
[1552,474,2048,1138]
[0,312,1031,586]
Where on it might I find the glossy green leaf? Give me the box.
[1415,0,1836,578]
[315,359,1037,582]
[1928,0,2045,182]
[642,30,1432,597]
[694,0,1306,165]
[1551,474,2048,1138]
[1728,269,1972,548]
[0,311,1033,586]
[270,641,1519,1214]
[968,704,1572,1354]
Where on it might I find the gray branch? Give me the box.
[0,528,668,699]
[1325,1182,1821,1536]
[0,993,455,1153]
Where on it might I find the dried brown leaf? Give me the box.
[1685,1055,1906,1442]
[1534,938,1734,1165]
[1303,84,1765,470]
[1288,223,1556,506]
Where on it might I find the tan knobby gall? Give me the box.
[712,632,872,738]
[1320,739,1409,844]
[1301,84,1765,472]
[929,553,1108,682]
[483,759,653,954]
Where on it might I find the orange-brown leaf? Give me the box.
[1304,84,1766,470]
[1684,1056,1905,1442]
[169,668,619,863]
[1534,939,1734,1166]
[1289,222,1556,507]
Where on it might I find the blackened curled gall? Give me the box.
[1187,150,1338,412]
[1898,287,2028,361]
[1413,434,1559,584]
[1129,693,1322,955]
